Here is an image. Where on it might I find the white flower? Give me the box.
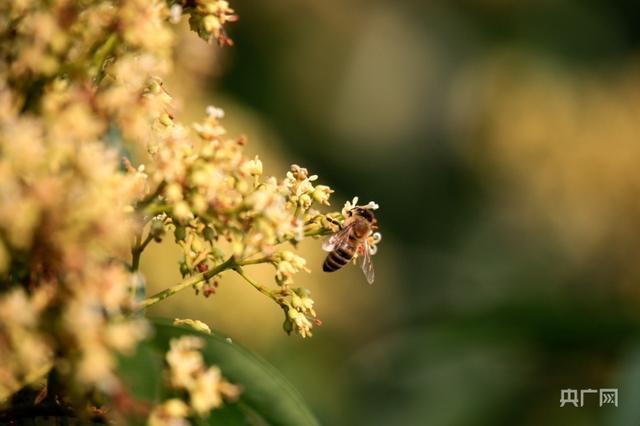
[240,155,263,176]
[205,105,225,119]
[342,196,359,217]
[288,308,313,338]
[166,336,205,389]
[170,4,183,24]
[312,185,332,205]
[190,367,224,414]
[363,200,379,210]
[368,232,382,255]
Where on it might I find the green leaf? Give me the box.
[198,402,269,426]
[115,340,164,426]
[150,318,319,426]
[117,341,163,402]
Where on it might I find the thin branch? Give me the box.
[130,231,154,271]
[0,362,53,404]
[233,268,280,304]
[135,181,167,211]
[136,256,236,310]
[92,33,118,83]
[239,256,274,266]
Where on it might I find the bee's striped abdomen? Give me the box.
[323,244,355,272]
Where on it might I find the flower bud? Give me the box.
[203,15,222,33]
[287,307,300,320]
[173,318,211,334]
[191,237,203,253]
[206,105,225,119]
[282,317,293,335]
[240,156,263,176]
[191,194,208,214]
[236,179,249,194]
[179,260,190,277]
[291,294,303,309]
[174,225,187,242]
[160,112,173,127]
[312,185,333,205]
[150,219,165,242]
[211,246,225,259]
[170,4,183,24]
[203,226,216,241]
[164,399,190,417]
[165,183,183,203]
[173,201,193,222]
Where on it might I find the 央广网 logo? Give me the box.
[560,388,618,407]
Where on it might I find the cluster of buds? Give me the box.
[274,251,310,285]
[141,105,347,282]
[285,164,333,212]
[148,336,240,424]
[168,0,238,45]
[282,288,318,338]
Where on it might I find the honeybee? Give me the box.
[322,206,378,284]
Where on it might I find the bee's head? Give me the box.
[351,206,375,223]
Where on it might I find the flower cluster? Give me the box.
[0,0,238,414]
[284,288,318,338]
[0,0,381,421]
[146,110,314,263]
[136,103,369,338]
[181,0,238,45]
[0,98,149,396]
[148,336,240,425]
[148,335,239,425]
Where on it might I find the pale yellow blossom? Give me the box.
[174,318,212,334]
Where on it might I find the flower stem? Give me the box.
[130,231,154,271]
[239,256,273,266]
[233,268,280,304]
[136,256,236,310]
[92,33,118,83]
[136,181,166,211]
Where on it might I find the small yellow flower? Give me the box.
[173,201,193,222]
[312,185,333,205]
[173,318,212,334]
[240,155,263,176]
[148,399,190,426]
[191,367,224,414]
[164,399,190,417]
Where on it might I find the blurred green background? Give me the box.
[146,1,640,425]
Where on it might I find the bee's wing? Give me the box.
[322,223,355,252]
[359,240,375,284]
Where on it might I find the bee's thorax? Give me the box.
[353,219,370,239]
